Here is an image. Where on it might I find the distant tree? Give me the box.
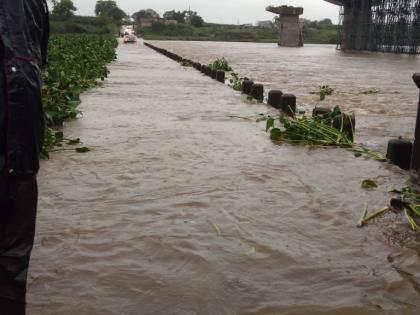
[150,22,166,32]
[163,10,186,23]
[190,15,204,27]
[121,15,134,25]
[52,0,77,18]
[132,9,160,22]
[95,0,126,24]
[318,18,333,26]
[299,18,311,26]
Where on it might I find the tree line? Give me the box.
[51,0,205,28]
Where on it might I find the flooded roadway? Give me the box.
[27,40,420,314]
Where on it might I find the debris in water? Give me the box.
[361,179,378,189]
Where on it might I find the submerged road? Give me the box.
[27,40,420,315]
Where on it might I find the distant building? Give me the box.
[164,20,178,25]
[257,20,273,28]
[139,18,156,28]
[240,24,253,29]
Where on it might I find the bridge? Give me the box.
[325,0,420,54]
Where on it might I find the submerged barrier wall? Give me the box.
[143,42,420,174]
[143,41,300,117]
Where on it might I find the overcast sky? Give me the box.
[67,0,340,24]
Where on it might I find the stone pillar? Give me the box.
[338,0,374,51]
[266,6,304,47]
[341,1,355,50]
[355,0,373,50]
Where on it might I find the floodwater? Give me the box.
[27,40,420,315]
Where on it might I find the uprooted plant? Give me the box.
[319,85,334,101]
[266,106,353,145]
[265,106,385,161]
[229,73,244,91]
[359,187,420,232]
[389,188,420,232]
[209,57,233,71]
[310,85,334,101]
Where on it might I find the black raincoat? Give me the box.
[0,0,49,313]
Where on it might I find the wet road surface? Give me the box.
[27,40,420,315]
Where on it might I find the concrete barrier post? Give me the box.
[250,84,264,101]
[216,70,226,83]
[387,138,413,170]
[267,90,283,109]
[242,80,254,94]
[280,94,296,116]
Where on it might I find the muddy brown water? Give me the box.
[27,40,420,315]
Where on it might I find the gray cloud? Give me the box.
[67,0,340,24]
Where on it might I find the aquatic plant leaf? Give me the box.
[54,131,64,141]
[404,208,420,232]
[361,179,378,189]
[67,138,81,145]
[266,117,275,132]
[410,204,420,217]
[270,128,281,141]
[209,57,232,71]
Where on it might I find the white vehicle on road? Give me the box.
[123,34,137,43]
[120,25,137,43]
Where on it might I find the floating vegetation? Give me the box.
[319,85,334,101]
[360,188,420,232]
[310,85,334,101]
[75,147,91,153]
[357,206,390,228]
[361,89,379,95]
[42,35,118,157]
[390,188,420,232]
[43,131,90,157]
[266,106,352,145]
[361,179,378,189]
[265,106,386,161]
[229,73,244,91]
[180,60,193,67]
[209,57,232,71]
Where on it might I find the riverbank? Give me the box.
[140,22,338,44]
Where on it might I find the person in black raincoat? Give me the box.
[0,0,49,314]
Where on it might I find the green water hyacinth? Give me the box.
[209,57,232,71]
[390,188,420,232]
[266,106,353,146]
[265,106,385,161]
[41,35,118,157]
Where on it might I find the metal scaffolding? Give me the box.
[337,0,420,54]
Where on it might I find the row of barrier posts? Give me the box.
[144,43,420,174]
[143,41,356,145]
[142,42,420,173]
[143,42,315,121]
